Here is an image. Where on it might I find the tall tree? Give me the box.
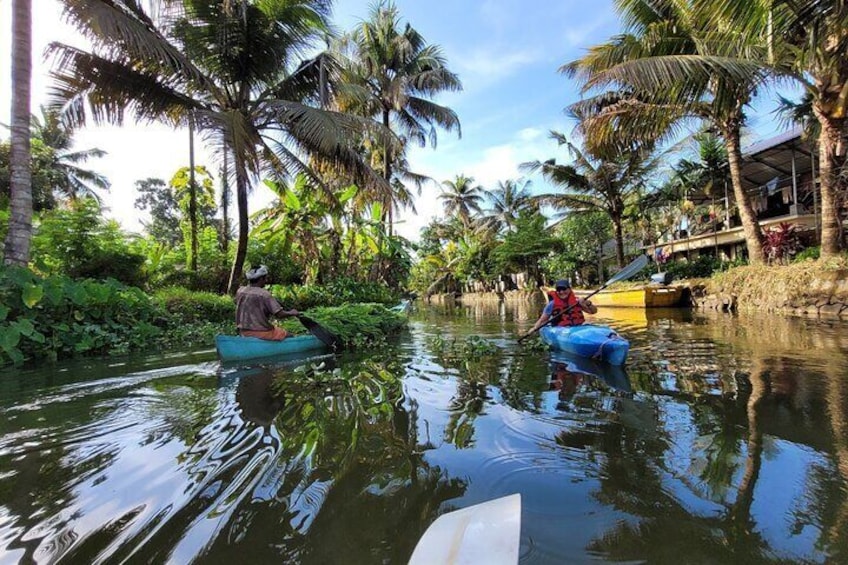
[31,106,110,202]
[523,132,663,268]
[134,177,181,246]
[438,174,484,230]
[705,0,848,257]
[484,178,535,234]
[50,0,391,293]
[564,0,770,263]
[3,0,33,266]
[334,1,462,234]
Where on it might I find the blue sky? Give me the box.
[1,0,793,241]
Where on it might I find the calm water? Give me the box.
[1,301,847,564]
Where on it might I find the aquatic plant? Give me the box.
[282,303,407,349]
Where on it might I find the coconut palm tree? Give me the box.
[484,179,535,234]
[4,0,32,266]
[563,0,770,263]
[522,132,664,268]
[49,0,392,293]
[703,0,848,257]
[438,174,484,230]
[31,106,110,203]
[333,1,462,234]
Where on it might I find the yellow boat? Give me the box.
[576,285,687,308]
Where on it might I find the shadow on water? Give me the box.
[1,302,847,563]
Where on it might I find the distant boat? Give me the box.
[576,285,686,308]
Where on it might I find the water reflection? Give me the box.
[0,305,846,563]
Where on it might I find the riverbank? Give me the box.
[693,259,848,318]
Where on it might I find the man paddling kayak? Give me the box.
[522,278,597,339]
[235,265,300,341]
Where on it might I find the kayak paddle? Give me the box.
[519,254,650,342]
[297,315,342,351]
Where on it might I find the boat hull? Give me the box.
[577,285,685,308]
[539,324,630,366]
[215,334,327,362]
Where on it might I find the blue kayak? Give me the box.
[539,324,630,366]
[215,334,327,362]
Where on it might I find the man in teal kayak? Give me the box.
[523,279,597,338]
[235,265,301,341]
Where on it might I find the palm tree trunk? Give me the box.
[3,0,33,267]
[723,123,765,264]
[612,213,625,268]
[814,112,846,258]
[221,148,230,254]
[188,114,198,272]
[227,161,250,294]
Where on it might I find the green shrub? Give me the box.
[152,287,234,325]
[656,255,746,280]
[0,266,163,365]
[793,246,820,262]
[31,200,147,286]
[269,278,397,310]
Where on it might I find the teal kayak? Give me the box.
[215,334,327,362]
[216,302,409,362]
[539,324,630,366]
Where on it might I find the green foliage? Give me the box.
[151,287,233,325]
[793,246,820,262]
[490,212,558,275]
[0,138,60,211]
[542,211,612,283]
[661,256,747,279]
[426,335,500,361]
[285,303,407,349]
[0,209,8,250]
[152,226,231,292]
[0,266,162,365]
[268,278,397,311]
[134,177,181,245]
[31,200,146,286]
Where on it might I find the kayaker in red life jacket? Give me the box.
[523,279,598,338]
[235,265,300,341]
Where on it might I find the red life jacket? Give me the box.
[547,290,585,326]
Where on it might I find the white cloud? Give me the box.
[454,47,541,80]
[394,124,567,240]
[517,127,544,142]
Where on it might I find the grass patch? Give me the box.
[708,257,848,306]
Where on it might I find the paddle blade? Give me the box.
[605,254,650,286]
[297,315,342,350]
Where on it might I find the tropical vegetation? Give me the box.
[2,0,848,365]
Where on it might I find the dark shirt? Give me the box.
[235,286,283,331]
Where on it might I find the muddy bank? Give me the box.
[692,261,848,318]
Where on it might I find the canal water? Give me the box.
[1,302,847,564]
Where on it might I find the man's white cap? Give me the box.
[246,265,269,281]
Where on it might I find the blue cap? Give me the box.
[555,279,570,289]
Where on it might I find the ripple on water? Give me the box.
[479,448,600,503]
